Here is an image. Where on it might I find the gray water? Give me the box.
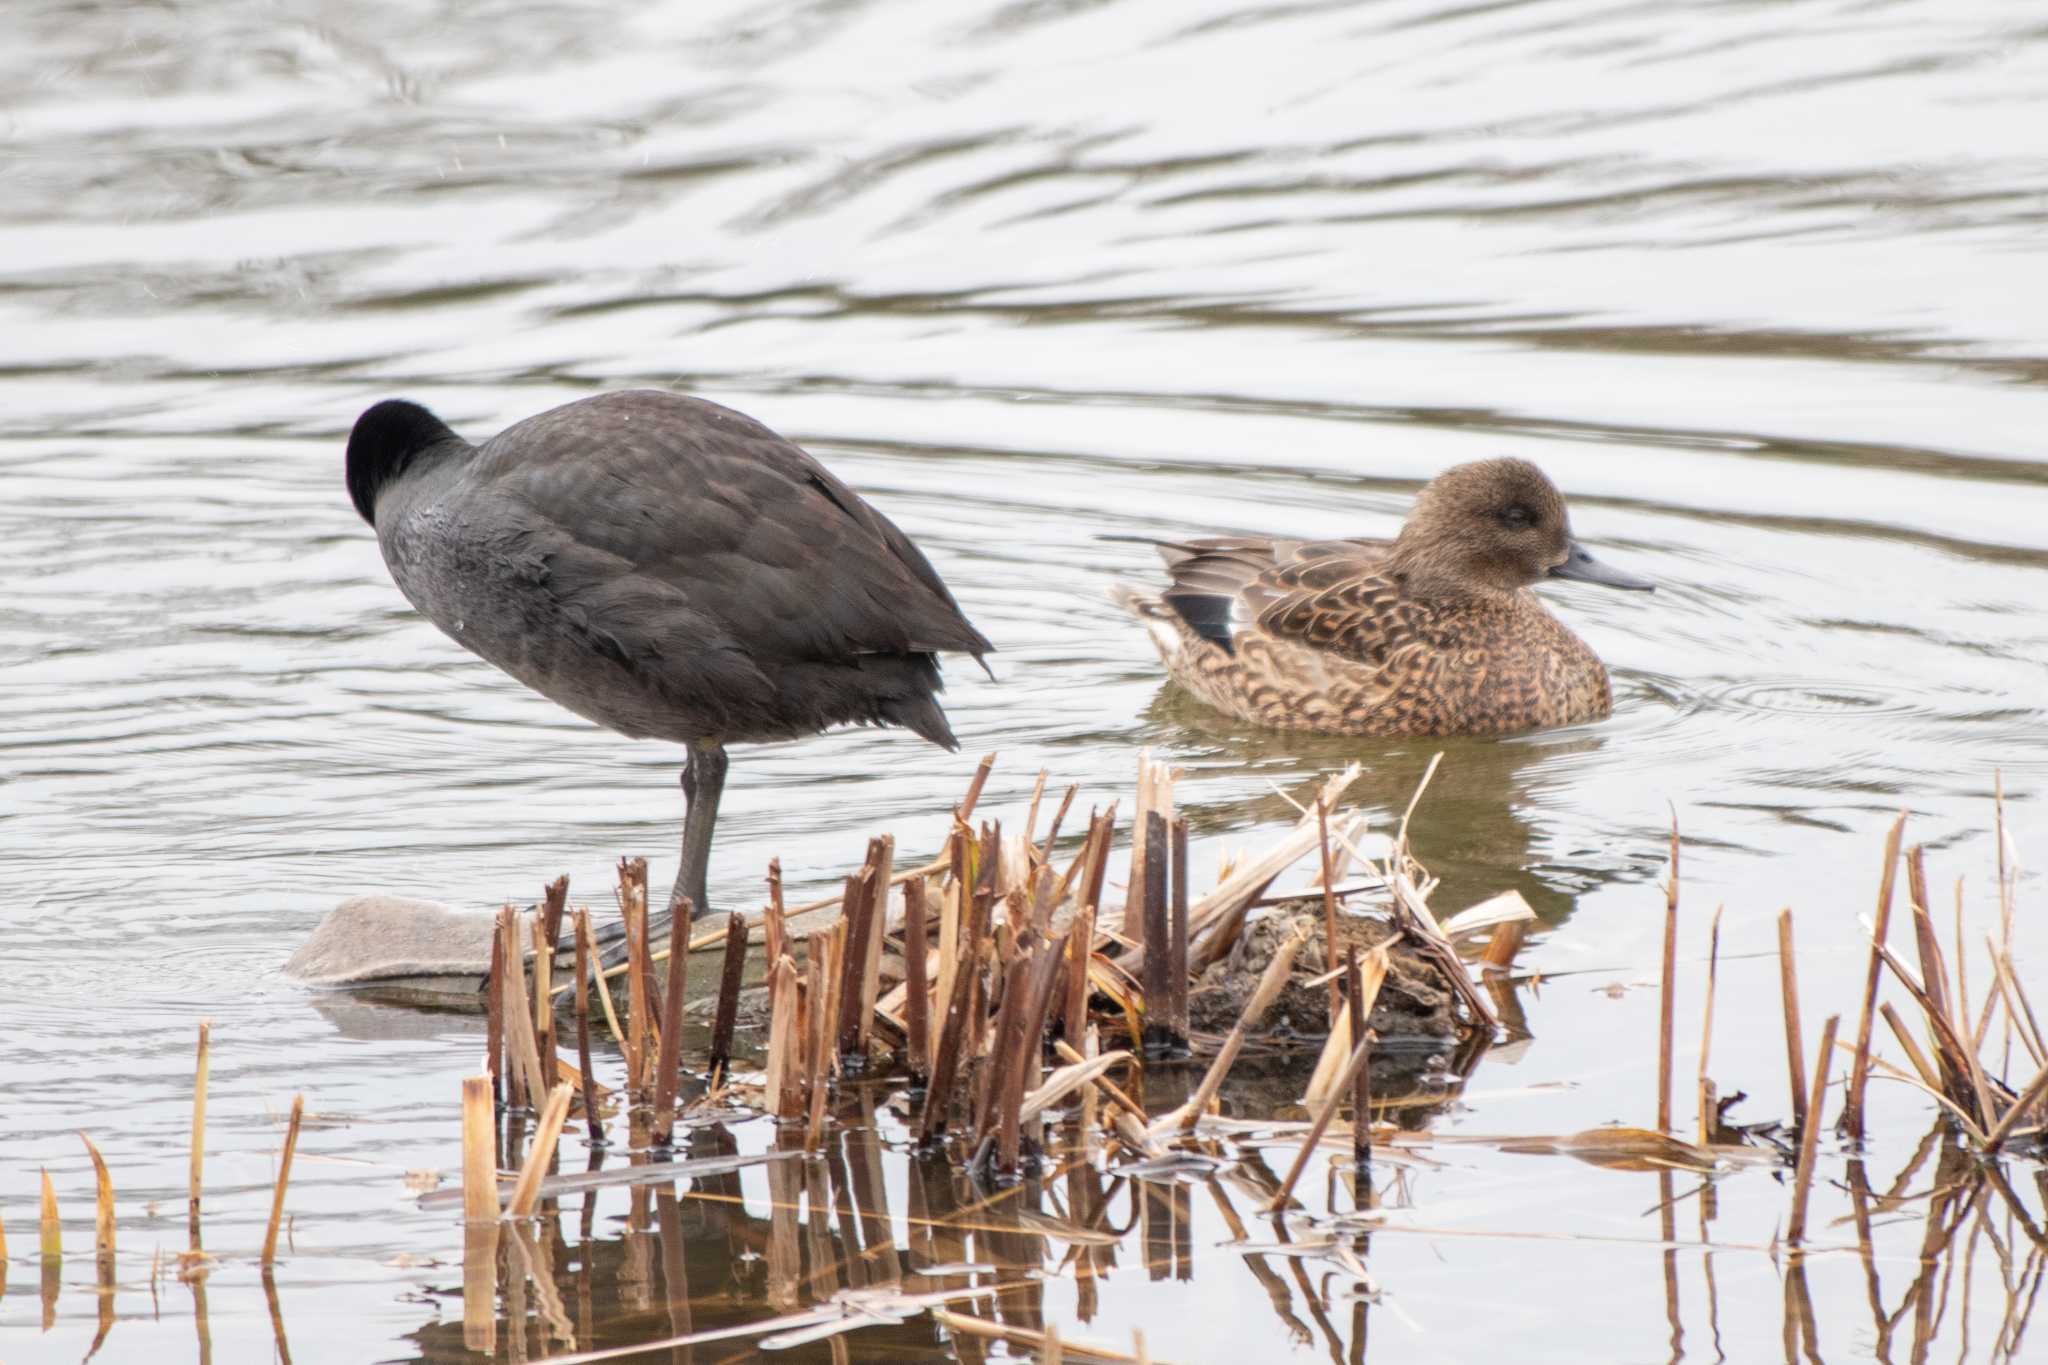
[5,1,2048,1361]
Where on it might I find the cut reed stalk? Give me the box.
[804,946,835,1150]
[499,911,550,1110]
[858,836,893,1055]
[974,938,1037,1146]
[1481,919,1527,970]
[1317,798,1341,1029]
[1657,818,1679,1135]
[572,909,604,1145]
[1786,1015,1840,1249]
[765,857,786,967]
[1880,1002,1946,1094]
[919,914,984,1145]
[652,896,690,1148]
[487,915,509,1109]
[835,867,877,1064]
[578,909,626,1050]
[1777,910,1808,1133]
[1843,814,1906,1141]
[1697,904,1723,1147]
[1167,814,1190,1050]
[956,752,995,822]
[39,1169,59,1261]
[535,875,567,1070]
[80,1132,114,1266]
[904,876,931,1083]
[708,911,748,1085]
[1065,903,1095,1047]
[1348,950,1372,1173]
[1141,808,1171,1055]
[1040,784,1078,864]
[189,1019,209,1249]
[1267,1025,1376,1213]
[765,954,804,1120]
[508,1085,572,1218]
[461,1076,500,1222]
[261,1095,304,1267]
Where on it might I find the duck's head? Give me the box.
[1390,457,1654,598]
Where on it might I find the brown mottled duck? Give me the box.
[346,389,993,921]
[1114,457,1651,737]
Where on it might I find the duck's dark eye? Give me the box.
[1498,504,1536,530]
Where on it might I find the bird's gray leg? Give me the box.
[670,740,727,922]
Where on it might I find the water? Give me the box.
[5,0,2047,1359]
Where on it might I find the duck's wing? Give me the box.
[1153,536,1391,656]
[473,390,993,671]
[1238,543,1428,670]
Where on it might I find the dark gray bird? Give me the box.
[346,388,993,921]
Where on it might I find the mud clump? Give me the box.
[1188,901,1461,1041]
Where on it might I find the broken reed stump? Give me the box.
[708,911,748,1085]
[1778,910,1808,1133]
[1347,949,1372,1175]
[261,1096,304,1268]
[486,924,507,1109]
[903,877,932,1085]
[535,875,568,1074]
[572,909,605,1146]
[189,1019,209,1250]
[1843,814,1906,1142]
[651,896,691,1149]
[461,1076,499,1222]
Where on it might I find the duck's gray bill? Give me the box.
[1549,540,1655,591]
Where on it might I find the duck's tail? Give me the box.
[1110,583,1187,668]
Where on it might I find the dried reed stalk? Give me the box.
[39,1169,59,1260]
[1065,903,1095,1046]
[189,1019,208,1249]
[487,916,509,1108]
[956,752,996,822]
[1126,753,1169,950]
[572,909,604,1144]
[1167,814,1189,1049]
[261,1095,304,1267]
[1697,904,1723,1146]
[1317,798,1341,1028]
[1777,910,1808,1132]
[1160,928,1309,1136]
[835,866,878,1063]
[858,837,894,1054]
[461,1076,500,1222]
[764,857,786,966]
[1843,814,1906,1141]
[1786,1015,1840,1249]
[1348,950,1372,1172]
[904,877,931,1082]
[1306,949,1386,1108]
[499,912,550,1109]
[535,875,567,1069]
[1657,818,1679,1135]
[763,954,803,1119]
[80,1132,113,1265]
[1054,1039,1148,1126]
[508,1085,572,1218]
[919,910,984,1145]
[1140,808,1171,1053]
[974,938,1038,1146]
[708,911,747,1084]
[1040,784,1078,864]
[1267,1025,1376,1213]
[1982,1063,2048,1153]
[652,897,690,1148]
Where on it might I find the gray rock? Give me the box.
[285,894,497,987]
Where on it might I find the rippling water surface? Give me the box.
[5,1,2048,1361]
